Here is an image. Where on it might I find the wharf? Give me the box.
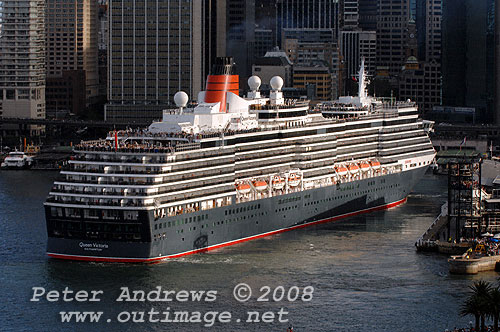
[31,152,70,170]
[416,240,470,255]
[449,254,500,274]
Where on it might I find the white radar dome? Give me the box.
[174,91,189,108]
[270,76,284,90]
[248,76,261,90]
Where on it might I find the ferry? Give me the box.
[44,57,436,262]
[1,151,34,169]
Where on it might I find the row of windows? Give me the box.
[276,205,299,213]
[153,211,270,242]
[155,213,210,230]
[225,204,261,216]
[305,183,401,206]
[278,196,301,205]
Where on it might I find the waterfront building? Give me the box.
[0,0,46,136]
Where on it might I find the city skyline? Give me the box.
[0,0,499,127]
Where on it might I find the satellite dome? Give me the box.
[248,76,261,90]
[270,76,284,90]
[174,91,189,108]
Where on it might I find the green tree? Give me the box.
[461,280,492,332]
[461,295,482,332]
[490,287,500,332]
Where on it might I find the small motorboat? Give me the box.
[0,151,34,169]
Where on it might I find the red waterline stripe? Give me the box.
[47,197,407,263]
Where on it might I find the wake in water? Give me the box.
[407,193,445,199]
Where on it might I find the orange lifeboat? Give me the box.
[348,164,360,174]
[360,162,370,172]
[336,165,348,176]
[272,176,285,190]
[370,160,381,170]
[253,180,268,191]
[288,174,301,187]
[236,183,251,194]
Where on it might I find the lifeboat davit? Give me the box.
[253,180,268,191]
[360,162,370,172]
[348,164,360,174]
[236,183,251,194]
[288,174,301,187]
[336,166,348,176]
[272,176,285,190]
[370,160,381,170]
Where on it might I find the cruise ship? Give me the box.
[44,57,436,262]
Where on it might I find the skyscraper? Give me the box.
[495,0,500,125]
[0,0,45,129]
[338,1,376,96]
[276,0,339,45]
[416,0,441,63]
[105,0,225,124]
[341,30,376,79]
[340,0,359,30]
[376,0,412,76]
[442,0,495,122]
[45,0,99,116]
[398,0,441,114]
[358,0,377,31]
[226,0,255,82]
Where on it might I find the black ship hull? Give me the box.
[46,166,427,262]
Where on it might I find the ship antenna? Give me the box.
[358,57,367,99]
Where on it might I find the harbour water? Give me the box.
[0,171,498,331]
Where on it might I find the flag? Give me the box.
[460,137,466,146]
[114,130,118,151]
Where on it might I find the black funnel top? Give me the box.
[211,57,235,75]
